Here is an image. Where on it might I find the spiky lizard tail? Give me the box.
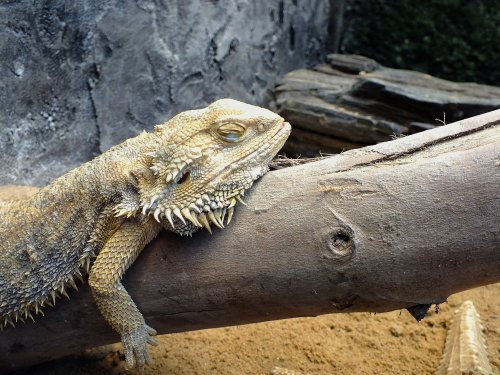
[435,300,495,375]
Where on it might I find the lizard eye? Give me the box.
[216,123,246,143]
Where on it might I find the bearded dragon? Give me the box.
[0,99,291,368]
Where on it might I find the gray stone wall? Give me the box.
[0,0,330,186]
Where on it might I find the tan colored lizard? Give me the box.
[0,99,291,368]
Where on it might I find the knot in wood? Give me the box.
[325,227,354,260]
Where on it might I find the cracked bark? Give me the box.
[0,110,499,372]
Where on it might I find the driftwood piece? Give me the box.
[0,110,499,372]
[273,54,500,156]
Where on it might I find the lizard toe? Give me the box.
[146,325,157,336]
[147,335,159,346]
[123,340,135,369]
[121,323,156,369]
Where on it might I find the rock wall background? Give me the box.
[0,0,330,185]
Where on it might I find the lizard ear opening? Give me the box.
[177,170,190,184]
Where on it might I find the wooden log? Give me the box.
[273,54,500,156]
[281,126,363,157]
[0,110,499,372]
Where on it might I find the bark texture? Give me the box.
[0,110,499,373]
[272,54,500,156]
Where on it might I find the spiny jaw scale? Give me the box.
[148,188,248,235]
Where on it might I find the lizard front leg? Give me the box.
[89,217,162,368]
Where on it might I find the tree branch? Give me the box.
[1,110,499,373]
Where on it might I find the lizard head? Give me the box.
[139,99,291,235]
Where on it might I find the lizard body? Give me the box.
[0,99,291,368]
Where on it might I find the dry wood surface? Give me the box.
[0,110,499,373]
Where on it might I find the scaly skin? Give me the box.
[435,300,495,375]
[0,99,291,368]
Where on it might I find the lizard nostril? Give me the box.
[177,171,190,184]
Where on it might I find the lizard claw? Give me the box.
[122,324,157,369]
